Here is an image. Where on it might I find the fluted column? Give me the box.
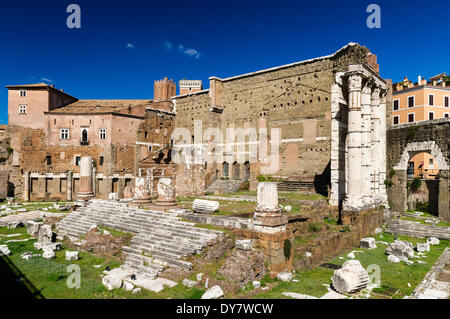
[343,73,363,210]
[361,83,373,202]
[378,90,389,205]
[370,87,381,196]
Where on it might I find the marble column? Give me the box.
[155,177,177,206]
[370,87,381,196]
[77,157,94,198]
[343,73,363,210]
[66,170,73,201]
[132,169,152,205]
[23,171,30,202]
[254,182,287,228]
[378,90,389,205]
[361,83,373,203]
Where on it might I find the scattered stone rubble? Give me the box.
[360,237,376,249]
[332,260,369,294]
[201,285,224,299]
[385,240,414,260]
[192,199,219,214]
[0,244,11,256]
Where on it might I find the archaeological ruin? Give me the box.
[1,42,449,300]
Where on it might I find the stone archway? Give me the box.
[393,141,449,171]
[391,141,449,220]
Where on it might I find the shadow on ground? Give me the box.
[0,255,44,299]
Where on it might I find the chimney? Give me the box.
[418,75,422,85]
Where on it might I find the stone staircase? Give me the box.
[276,181,315,192]
[205,179,243,194]
[56,200,223,279]
[386,219,450,240]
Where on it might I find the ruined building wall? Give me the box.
[174,44,373,194]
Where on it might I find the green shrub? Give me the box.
[308,222,322,233]
[409,178,422,193]
[283,239,292,260]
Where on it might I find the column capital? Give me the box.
[348,73,363,92]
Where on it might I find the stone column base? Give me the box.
[254,209,288,227]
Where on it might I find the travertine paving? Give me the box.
[410,248,450,299]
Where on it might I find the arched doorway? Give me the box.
[391,141,449,218]
[233,162,240,180]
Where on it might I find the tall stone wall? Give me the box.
[174,44,374,194]
[386,118,449,221]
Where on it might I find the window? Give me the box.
[75,156,81,166]
[445,96,449,107]
[428,94,434,106]
[20,90,27,97]
[444,113,449,118]
[428,112,434,120]
[148,145,152,152]
[60,128,69,139]
[429,158,434,169]
[99,128,106,140]
[46,156,52,165]
[19,105,26,114]
[99,156,104,166]
[393,116,399,125]
[393,99,399,111]
[408,113,415,123]
[408,96,415,108]
[80,128,89,144]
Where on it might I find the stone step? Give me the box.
[74,215,218,242]
[57,199,221,278]
[129,238,195,258]
[124,252,166,272]
[57,218,218,246]
[133,232,206,251]
[123,246,192,270]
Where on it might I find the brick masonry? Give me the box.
[386,118,449,221]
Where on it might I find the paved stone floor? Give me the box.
[410,247,450,299]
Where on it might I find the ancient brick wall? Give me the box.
[174,44,373,193]
[386,118,449,221]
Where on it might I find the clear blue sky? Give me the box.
[1,0,449,124]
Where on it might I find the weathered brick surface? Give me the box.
[386,119,449,221]
[174,44,373,193]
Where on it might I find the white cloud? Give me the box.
[177,44,200,58]
[126,43,134,48]
[164,40,173,51]
[165,40,202,59]
[183,48,200,59]
[41,77,53,83]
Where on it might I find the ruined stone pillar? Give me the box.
[370,87,381,197]
[155,177,176,206]
[92,167,97,197]
[66,170,73,201]
[77,156,94,199]
[343,73,363,211]
[132,169,152,205]
[253,182,287,230]
[378,90,389,205]
[23,171,30,202]
[361,83,373,203]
